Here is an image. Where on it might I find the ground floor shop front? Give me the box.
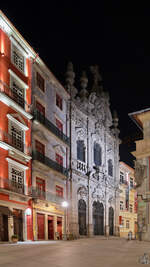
[0,202,33,242]
[33,200,65,241]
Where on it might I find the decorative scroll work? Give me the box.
[134,161,147,187]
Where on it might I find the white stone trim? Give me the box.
[6,157,29,170]
[7,114,29,131]
[0,140,31,161]
[10,35,29,58]
[8,69,28,89]
[0,92,33,120]
[0,141,9,150]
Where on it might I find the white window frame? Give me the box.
[10,36,28,76]
[120,201,124,211]
[6,157,28,194]
[120,171,124,183]
[7,114,29,153]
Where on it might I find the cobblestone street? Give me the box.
[0,237,150,267]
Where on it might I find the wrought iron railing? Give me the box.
[33,109,70,145]
[0,177,31,196]
[0,79,31,112]
[32,187,65,204]
[0,129,31,155]
[32,150,68,177]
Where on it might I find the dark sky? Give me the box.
[1,3,150,148]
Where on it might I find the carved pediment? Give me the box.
[10,113,27,126]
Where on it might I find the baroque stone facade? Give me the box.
[65,63,120,237]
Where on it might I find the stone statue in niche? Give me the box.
[134,160,147,187]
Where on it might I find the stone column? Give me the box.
[45,214,48,240]
[23,210,26,241]
[8,215,14,242]
[54,215,57,240]
[33,209,37,241]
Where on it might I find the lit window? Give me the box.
[94,143,102,166]
[56,118,63,132]
[36,72,45,92]
[35,140,45,155]
[56,185,63,198]
[56,153,63,166]
[77,140,85,162]
[10,78,25,108]
[56,94,63,110]
[120,171,124,184]
[9,165,24,194]
[36,101,45,116]
[36,177,45,199]
[120,201,124,210]
[130,178,134,188]
[12,45,25,73]
[9,121,24,152]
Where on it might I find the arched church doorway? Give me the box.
[93,201,104,235]
[78,199,87,235]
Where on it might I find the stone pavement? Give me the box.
[0,237,150,267]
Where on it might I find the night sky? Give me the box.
[1,3,150,166]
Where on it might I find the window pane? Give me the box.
[77,140,85,162]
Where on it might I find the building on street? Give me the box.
[65,63,120,237]
[0,10,33,241]
[129,108,150,241]
[119,161,137,238]
[31,56,70,240]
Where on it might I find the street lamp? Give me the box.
[62,201,68,240]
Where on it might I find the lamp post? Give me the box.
[62,201,68,240]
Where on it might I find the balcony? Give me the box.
[0,129,31,155]
[32,150,68,177]
[33,110,70,145]
[0,80,32,120]
[32,187,65,205]
[0,177,31,196]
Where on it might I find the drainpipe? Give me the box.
[86,116,90,237]
[69,85,72,234]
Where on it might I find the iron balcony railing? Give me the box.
[32,150,68,177]
[0,79,31,112]
[33,109,70,145]
[0,177,32,196]
[0,129,31,155]
[32,187,65,205]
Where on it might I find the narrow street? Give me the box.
[0,237,150,267]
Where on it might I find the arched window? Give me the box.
[77,140,85,162]
[108,159,113,176]
[94,143,102,166]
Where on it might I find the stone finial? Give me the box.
[65,62,75,88]
[80,71,88,90]
[113,110,119,128]
[90,65,103,95]
[79,71,89,100]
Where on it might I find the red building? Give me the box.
[0,10,34,241]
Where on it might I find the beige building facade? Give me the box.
[129,108,150,241]
[119,162,137,238]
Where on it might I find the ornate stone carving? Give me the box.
[77,186,88,198]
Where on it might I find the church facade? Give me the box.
[65,63,120,237]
